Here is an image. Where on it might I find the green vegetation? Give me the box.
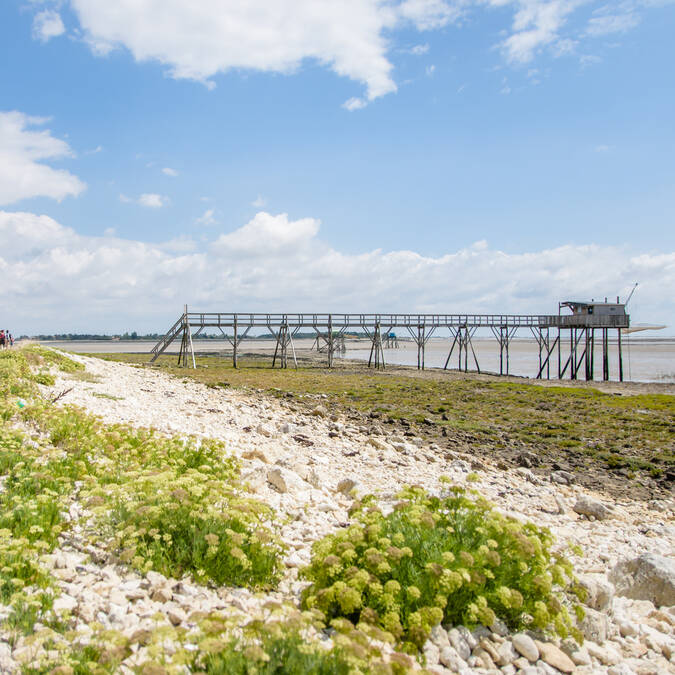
[184,612,411,674]
[22,345,84,374]
[302,485,583,654]
[0,346,283,655]
[0,345,602,672]
[20,392,284,591]
[93,352,675,487]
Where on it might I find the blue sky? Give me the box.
[0,0,674,333]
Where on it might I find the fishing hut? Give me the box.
[383,332,399,348]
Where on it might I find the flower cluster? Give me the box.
[21,400,285,590]
[302,486,583,653]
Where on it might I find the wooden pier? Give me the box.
[151,302,630,381]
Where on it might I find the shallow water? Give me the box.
[39,335,675,383]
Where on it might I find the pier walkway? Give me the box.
[151,305,629,382]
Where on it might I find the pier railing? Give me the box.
[177,312,627,330]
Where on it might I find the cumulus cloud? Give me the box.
[194,208,217,227]
[212,211,320,255]
[68,0,401,102]
[162,167,178,177]
[0,111,85,206]
[26,0,665,100]
[32,10,66,43]
[138,193,169,208]
[492,0,582,64]
[1,209,673,333]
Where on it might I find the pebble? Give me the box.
[512,633,539,663]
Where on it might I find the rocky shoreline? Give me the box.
[2,352,674,674]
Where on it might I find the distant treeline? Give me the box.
[23,333,160,341]
[24,330,377,341]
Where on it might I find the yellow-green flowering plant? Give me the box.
[301,485,584,653]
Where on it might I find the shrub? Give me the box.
[0,346,284,630]
[191,627,356,674]
[23,345,84,373]
[301,485,583,653]
[103,464,284,588]
[185,608,418,675]
[23,402,285,589]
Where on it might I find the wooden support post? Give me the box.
[468,328,480,373]
[444,329,459,370]
[602,328,609,381]
[289,327,299,369]
[419,325,426,370]
[233,315,238,369]
[463,327,469,372]
[558,328,562,379]
[187,322,196,369]
[178,329,185,366]
[280,324,289,369]
[536,335,559,379]
[328,315,333,368]
[367,327,375,368]
[271,326,280,368]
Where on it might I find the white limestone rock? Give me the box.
[609,553,675,607]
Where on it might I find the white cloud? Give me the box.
[342,97,368,112]
[162,167,179,177]
[1,209,673,333]
[493,0,582,64]
[0,111,85,206]
[398,0,463,29]
[405,43,430,55]
[426,64,436,76]
[195,208,217,226]
[138,193,169,208]
[585,11,640,37]
[24,0,662,103]
[120,192,169,207]
[32,10,66,43]
[580,53,602,68]
[251,195,267,208]
[68,0,401,102]
[212,211,320,255]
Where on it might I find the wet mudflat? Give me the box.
[90,351,675,502]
